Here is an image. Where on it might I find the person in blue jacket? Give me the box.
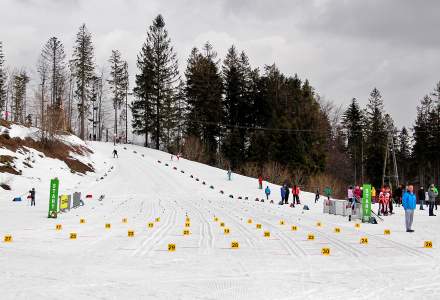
[265,186,271,200]
[402,185,416,233]
[280,186,286,205]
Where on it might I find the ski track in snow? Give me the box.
[1,141,440,299]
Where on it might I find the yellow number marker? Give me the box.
[224,228,230,235]
[384,229,391,235]
[214,217,219,222]
[3,235,12,243]
[168,244,176,252]
[105,223,111,229]
[185,222,191,228]
[247,219,253,224]
[264,231,271,238]
[316,222,322,227]
[183,229,190,236]
[80,218,86,224]
[307,234,315,241]
[231,241,239,249]
[355,223,361,228]
[321,247,331,256]
[70,233,77,240]
[155,217,160,222]
[291,225,298,231]
[334,227,341,233]
[256,224,262,229]
[128,230,135,237]
[56,224,62,231]
[185,217,190,223]
[122,218,127,224]
[148,222,154,229]
[424,241,433,249]
[220,222,225,227]
[279,220,285,225]
[360,237,368,245]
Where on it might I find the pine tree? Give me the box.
[0,41,6,116]
[364,88,386,187]
[145,14,179,149]
[108,49,126,141]
[397,127,411,183]
[428,82,440,185]
[184,43,223,163]
[342,98,364,184]
[413,95,432,186]
[133,42,153,147]
[71,24,95,140]
[222,46,250,167]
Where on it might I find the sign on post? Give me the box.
[168,244,176,252]
[424,241,433,248]
[362,184,372,222]
[48,178,59,218]
[231,241,239,249]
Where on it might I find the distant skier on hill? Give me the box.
[314,188,320,203]
[227,169,232,181]
[265,186,271,200]
[324,186,332,201]
[258,176,263,189]
[112,149,118,158]
[29,188,35,206]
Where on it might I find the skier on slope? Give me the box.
[285,184,290,205]
[371,186,377,203]
[394,184,403,207]
[280,186,286,205]
[402,185,416,232]
[314,188,320,203]
[29,188,36,206]
[265,186,271,200]
[418,186,425,210]
[258,176,263,189]
[324,186,332,201]
[112,149,118,158]
[292,185,301,205]
[227,169,232,181]
[428,184,438,216]
[387,186,394,215]
[347,186,354,203]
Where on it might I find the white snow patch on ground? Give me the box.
[0,141,439,299]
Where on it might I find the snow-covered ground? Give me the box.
[1,141,439,299]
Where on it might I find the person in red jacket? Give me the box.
[258,176,263,189]
[292,185,300,204]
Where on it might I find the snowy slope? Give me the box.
[0,141,439,300]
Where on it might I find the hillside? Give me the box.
[0,121,94,191]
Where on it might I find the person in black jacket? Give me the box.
[394,185,403,207]
[29,188,36,206]
[418,186,425,210]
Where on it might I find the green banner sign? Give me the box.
[362,184,372,222]
[48,178,59,218]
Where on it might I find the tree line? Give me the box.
[1,14,439,195]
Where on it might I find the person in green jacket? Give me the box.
[324,186,332,200]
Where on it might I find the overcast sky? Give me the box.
[1,0,439,128]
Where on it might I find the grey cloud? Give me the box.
[0,0,439,128]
